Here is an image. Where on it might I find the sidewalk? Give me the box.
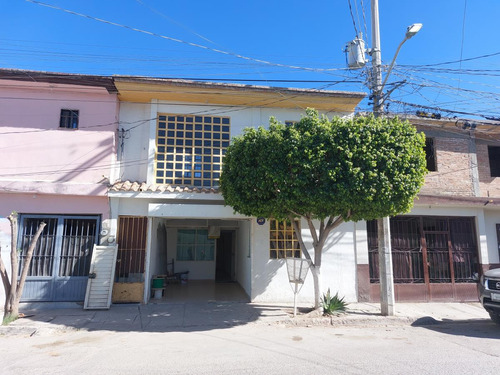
[0,301,491,336]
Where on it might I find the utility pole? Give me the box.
[370,0,395,316]
[370,0,384,116]
[344,0,422,316]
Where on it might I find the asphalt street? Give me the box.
[2,318,500,374]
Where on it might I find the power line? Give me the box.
[134,0,218,46]
[455,0,468,106]
[347,0,359,36]
[400,51,500,68]
[26,0,350,74]
[387,98,496,119]
[359,0,369,41]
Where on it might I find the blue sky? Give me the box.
[1,0,500,119]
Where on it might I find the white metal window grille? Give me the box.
[176,229,215,261]
[155,114,230,187]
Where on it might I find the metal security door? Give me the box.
[369,216,478,302]
[19,215,98,302]
[112,216,148,303]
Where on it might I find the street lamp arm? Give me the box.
[379,36,408,99]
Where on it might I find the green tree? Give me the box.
[220,109,427,308]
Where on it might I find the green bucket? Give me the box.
[152,277,163,288]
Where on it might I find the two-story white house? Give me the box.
[108,76,366,304]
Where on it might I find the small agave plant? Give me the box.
[321,289,348,316]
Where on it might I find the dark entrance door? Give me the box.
[216,230,234,282]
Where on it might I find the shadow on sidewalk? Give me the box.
[13,302,289,333]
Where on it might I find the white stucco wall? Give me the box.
[117,102,152,182]
[251,218,358,304]
[484,209,500,264]
[0,218,12,308]
[354,220,369,265]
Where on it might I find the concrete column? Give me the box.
[378,216,395,316]
[143,216,154,304]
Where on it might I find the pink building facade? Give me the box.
[0,70,118,303]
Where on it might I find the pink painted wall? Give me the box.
[0,79,118,197]
[0,194,110,219]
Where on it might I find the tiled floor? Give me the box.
[152,280,249,303]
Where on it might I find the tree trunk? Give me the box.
[5,213,19,321]
[2,214,45,323]
[310,264,321,309]
[291,214,346,310]
[0,253,11,314]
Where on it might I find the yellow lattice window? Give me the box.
[155,114,230,187]
[269,219,301,259]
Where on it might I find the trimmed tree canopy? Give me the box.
[220,110,427,222]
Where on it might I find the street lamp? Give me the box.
[379,23,423,104]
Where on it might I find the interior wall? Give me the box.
[149,218,168,278]
[166,227,216,280]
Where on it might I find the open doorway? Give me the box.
[216,230,235,282]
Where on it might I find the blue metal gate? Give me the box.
[18,215,99,302]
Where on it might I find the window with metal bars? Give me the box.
[269,219,301,259]
[59,109,79,129]
[155,114,230,187]
[18,216,98,277]
[59,219,96,277]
